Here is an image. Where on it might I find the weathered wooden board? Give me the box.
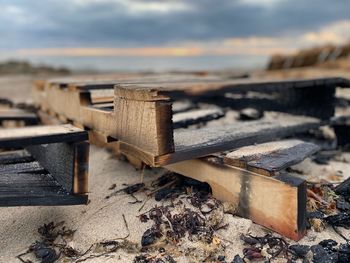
[115,77,350,100]
[224,139,319,176]
[173,107,225,129]
[0,109,38,123]
[166,158,306,241]
[0,124,87,148]
[0,161,44,174]
[120,114,320,166]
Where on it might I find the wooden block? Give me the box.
[80,106,116,136]
[114,96,174,155]
[166,158,306,241]
[224,139,319,176]
[45,84,85,121]
[37,111,63,125]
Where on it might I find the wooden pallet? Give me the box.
[0,124,89,206]
[32,75,338,240]
[34,76,350,166]
[167,139,319,240]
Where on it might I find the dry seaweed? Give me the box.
[310,240,350,263]
[134,248,176,263]
[240,234,289,261]
[106,182,145,199]
[16,221,78,263]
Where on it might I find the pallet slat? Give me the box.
[224,139,320,176]
[0,124,88,148]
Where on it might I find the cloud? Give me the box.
[10,19,350,58]
[0,0,349,50]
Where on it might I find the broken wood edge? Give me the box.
[223,141,320,176]
[73,141,90,195]
[166,159,307,241]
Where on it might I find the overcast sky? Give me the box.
[0,0,350,57]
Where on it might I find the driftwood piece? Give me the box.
[224,139,320,176]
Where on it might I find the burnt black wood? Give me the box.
[245,143,319,174]
[26,143,75,192]
[0,150,34,165]
[0,130,88,149]
[0,149,87,207]
[198,84,336,120]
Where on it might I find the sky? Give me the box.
[0,0,349,70]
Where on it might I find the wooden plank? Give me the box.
[120,114,320,166]
[0,161,44,174]
[224,139,319,176]
[0,124,88,148]
[0,109,38,122]
[172,100,196,114]
[173,107,225,129]
[116,77,350,100]
[166,158,306,241]
[0,150,33,165]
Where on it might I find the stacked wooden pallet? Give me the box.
[33,73,350,240]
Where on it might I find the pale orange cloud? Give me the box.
[10,19,350,58]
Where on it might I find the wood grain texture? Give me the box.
[224,139,319,176]
[114,97,174,155]
[166,158,306,241]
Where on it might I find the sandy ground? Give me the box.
[0,146,349,262]
[0,75,350,262]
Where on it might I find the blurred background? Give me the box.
[0,0,349,73]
